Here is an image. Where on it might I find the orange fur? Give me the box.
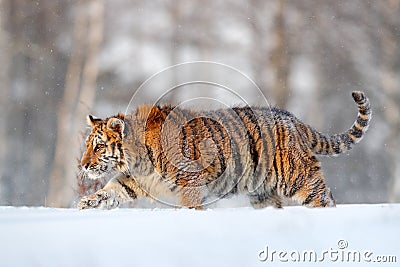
[78,91,371,209]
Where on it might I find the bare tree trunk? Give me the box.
[48,0,104,207]
[168,0,182,101]
[75,0,103,122]
[47,2,87,207]
[249,0,263,91]
[381,1,400,202]
[270,0,289,108]
[169,0,181,66]
[0,0,11,203]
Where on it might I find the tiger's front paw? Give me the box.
[77,190,120,210]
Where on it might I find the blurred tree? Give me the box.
[379,1,400,202]
[169,0,182,66]
[0,0,11,203]
[167,0,182,99]
[271,0,290,108]
[0,0,70,205]
[248,0,268,96]
[48,0,104,207]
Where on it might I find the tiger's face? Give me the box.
[81,114,129,179]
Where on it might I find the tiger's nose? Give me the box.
[81,160,90,171]
[83,163,90,170]
[81,153,90,170]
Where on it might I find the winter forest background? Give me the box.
[0,0,399,208]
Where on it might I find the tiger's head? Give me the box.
[80,113,130,179]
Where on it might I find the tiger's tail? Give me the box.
[299,91,371,155]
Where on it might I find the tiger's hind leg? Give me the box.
[249,189,283,209]
[293,176,336,207]
[178,183,205,210]
[288,154,336,207]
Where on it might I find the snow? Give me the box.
[0,204,399,267]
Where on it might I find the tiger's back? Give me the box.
[142,105,275,205]
[78,91,371,209]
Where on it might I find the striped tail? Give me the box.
[301,91,371,155]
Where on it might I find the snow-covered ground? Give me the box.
[0,204,399,267]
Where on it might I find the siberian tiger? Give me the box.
[77,91,371,209]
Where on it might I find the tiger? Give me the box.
[77,91,371,209]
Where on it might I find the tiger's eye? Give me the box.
[94,143,105,152]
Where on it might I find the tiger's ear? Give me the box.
[87,115,101,127]
[107,117,124,134]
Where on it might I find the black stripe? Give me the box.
[179,114,199,161]
[278,127,287,194]
[309,164,321,174]
[302,179,323,205]
[354,98,366,105]
[356,117,369,127]
[320,190,327,206]
[333,137,342,154]
[286,155,296,197]
[181,123,189,158]
[329,137,338,154]
[290,118,306,146]
[110,142,116,155]
[218,110,243,186]
[117,143,124,161]
[359,107,370,116]
[119,181,137,199]
[164,106,181,125]
[230,183,238,195]
[160,105,172,116]
[273,120,286,193]
[203,117,226,175]
[188,119,199,160]
[310,127,318,148]
[350,127,363,138]
[319,135,327,154]
[145,144,156,167]
[156,147,167,179]
[207,110,240,193]
[260,107,276,140]
[343,134,354,148]
[275,122,285,181]
[233,107,260,175]
[295,118,311,144]
[211,118,228,174]
[288,173,305,197]
[254,108,275,189]
[310,155,318,162]
[326,136,333,154]
[303,190,317,205]
[272,159,279,185]
[169,183,178,192]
